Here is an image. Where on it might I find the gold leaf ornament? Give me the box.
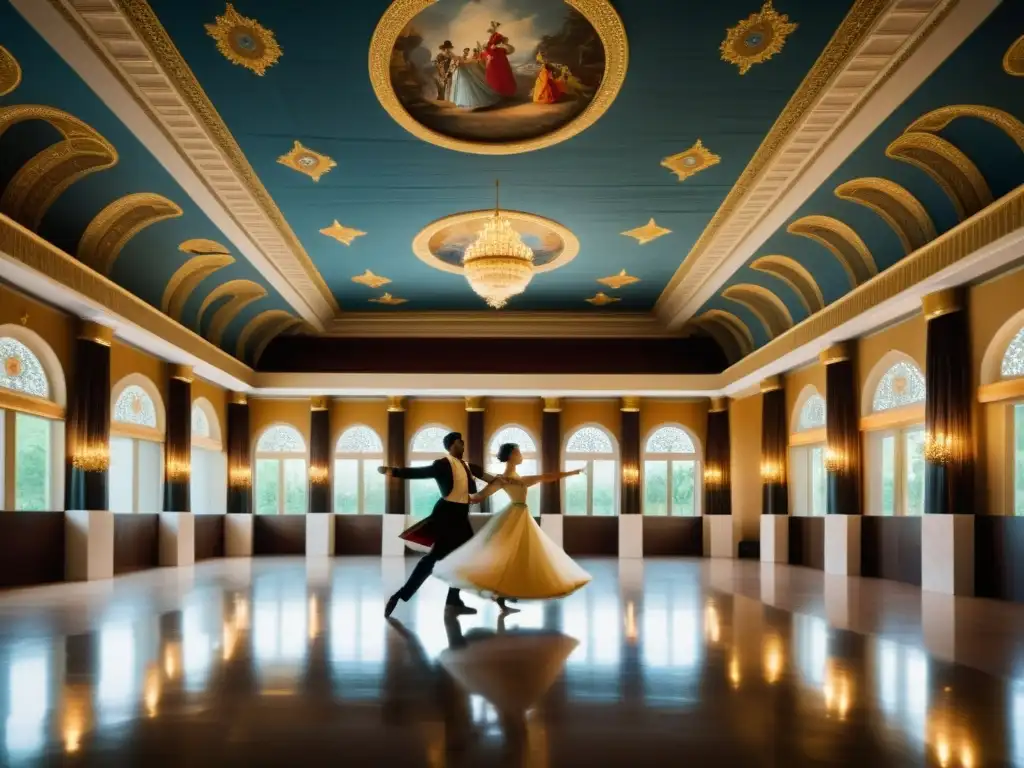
[661,139,721,182]
[1005,35,1024,77]
[586,292,619,306]
[205,4,282,76]
[621,218,671,246]
[370,292,407,306]
[597,269,640,290]
[721,1,798,75]
[320,220,366,246]
[277,141,336,182]
[352,269,391,289]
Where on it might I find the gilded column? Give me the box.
[65,321,113,511]
[386,397,406,515]
[822,343,861,515]
[163,364,193,512]
[760,377,788,515]
[309,397,331,513]
[541,398,561,516]
[704,397,731,515]
[226,392,252,515]
[620,397,641,515]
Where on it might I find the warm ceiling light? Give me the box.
[462,181,534,309]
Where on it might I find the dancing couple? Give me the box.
[379,431,591,618]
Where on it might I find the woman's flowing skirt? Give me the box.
[451,62,501,109]
[432,503,591,599]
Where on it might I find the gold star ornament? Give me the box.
[352,269,391,289]
[277,141,336,182]
[661,139,721,182]
[205,3,282,76]
[370,292,407,306]
[721,1,798,75]
[586,292,620,307]
[320,220,366,246]
[597,270,640,290]
[622,218,671,246]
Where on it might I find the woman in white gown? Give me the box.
[450,52,502,110]
[432,442,592,610]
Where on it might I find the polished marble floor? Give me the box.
[0,558,1023,766]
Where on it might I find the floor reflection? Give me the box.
[0,558,1018,765]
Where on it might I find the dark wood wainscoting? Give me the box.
[194,515,225,561]
[335,515,383,556]
[788,517,824,570]
[254,516,306,556]
[860,517,921,586]
[976,516,1024,603]
[563,516,618,556]
[114,514,160,575]
[643,516,703,556]
[0,511,65,589]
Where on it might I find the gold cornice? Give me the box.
[542,397,562,413]
[0,213,254,385]
[834,177,936,255]
[885,131,992,221]
[78,320,114,346]
[787,215,877,288]
[750,255,824,314]
[464,396,484,412]
[326,312,671,338]
[620,396,640,412]
[169,364,193,383]
[921,288,962,321]
[229,392,248,406]
[819,343,849,366]
[710,397,729,413]
[52,0,338,318]
[760,376,782,393]
[386,396,405,413]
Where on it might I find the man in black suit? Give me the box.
[379,431,497,617]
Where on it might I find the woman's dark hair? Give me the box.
[497,442,518,463]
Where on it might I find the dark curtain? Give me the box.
[226,400,252,515]
[309,407,331,513]
[466,408,489,513]
[65,336,110,511]
[761,387,788,515]
[704,408,731,515]
[925,308,974,515]
[541,407,561,515]
[386,408,406,514]
[163,375,192,512]
[825,359,861,515]
[620,409,640,515]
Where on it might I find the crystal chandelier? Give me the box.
[462,181,534,309]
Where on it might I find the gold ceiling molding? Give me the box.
[0,213,253,384]
[722,283,793,338]
[277,141,336,183]
[654,0,956,325]
[0,45,22,96]
[325,312,672,338]
[236,309,301,360]
[77,193,183,275]
[834,177,936,255]
[885,131,993,221]
[45,0,337,323]
[179,238,231,256]
[725,184,1024,384]
[196,279,268,346]
[163,252,236,321]
[368,0,628,155]
[787,215,877,288]
[661,140,721,182]
[750,255,824,313]
[907,105,1024,153]
[692,309,755,363]
[0,105,118,231]
[720,0,799,76]
[204,3,282,77]
[1005,36,1024,77]
[621,218,671,246]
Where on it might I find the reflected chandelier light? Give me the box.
[462,181,535,309]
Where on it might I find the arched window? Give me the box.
[408,425,452,519]
[563,425,618,516]
[109,375,165,514]
[642,425,700,516]
[488,425,540,511]
[790,386,827,517]
[254,424,307,515]
[0,330,65,512]
[334,425,385,515]
[1001,327,1024,378]
[1001,328,1024,515]
[865,355,926,517]
[190,398,225,515]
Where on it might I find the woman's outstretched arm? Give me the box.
[469,476,509,504]
[517,468,583,488]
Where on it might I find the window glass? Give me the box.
[810,446,826,516]
[672,460,696,516]
[363,461,385,515]
[591,460,616,517]
[113,385,157,427]
[0,337,49,398]
[904,428,925,516]
[14,413,50,511]
[137,440,162,512]
[880,435,896,516]
[872,361,925,412]
[334,459,359,514]
[409,460,438,519]
[255,458,280,515]
[564,460,588,516]
[643,460,668,516]
[283,458,307,514]
[109,436,134,513]
[1016,404,1024,516]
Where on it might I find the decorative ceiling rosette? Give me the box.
[721,1,798,75]
[205,3,282,76]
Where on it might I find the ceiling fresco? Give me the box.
[0,0,1020,371]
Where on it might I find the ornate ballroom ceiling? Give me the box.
[0,0,1021,370]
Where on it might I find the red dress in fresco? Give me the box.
[482,33,517,97]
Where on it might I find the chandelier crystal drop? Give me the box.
[462,181,535,309]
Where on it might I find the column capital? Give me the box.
[542,397,561,413]
[78,320,114,346]
[310,396,328,411]
[760,376,782,393]
[620,396,641,412]
[819,343,850,366]
[386,396,406,413]
[229,392,248,406]
[169,364,193,383]
[922,287,962,321]
[465,396,485,412]
[709,396,729,413]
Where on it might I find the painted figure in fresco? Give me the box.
[433,40,457,101]
[480,21,517,97]
[531,53,565,105]
[450,43,501,109]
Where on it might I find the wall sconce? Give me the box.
[704,465,724,488]
[229,465,252,488]
[309,465,329,485]
[823,446,846,473]
[71,441,110,472]
[760,460,783,483]
[621,464,639,485]
[165,457,191,482]
[924,431,956,464]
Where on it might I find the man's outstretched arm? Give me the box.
[378,460,440,480]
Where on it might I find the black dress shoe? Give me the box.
[445,603,478,616]
[384,593,400,618]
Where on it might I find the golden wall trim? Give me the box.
[77,193,183,275]
[819,343,850,366]
[760,376,782,393]
[710,396,729,413]
[229,392,248,406]
[722,283,793,338]
[750,255,824,313]
[386,396,405,413]
[921,287,962,320]
[325,312,673,338]
[543,397,562,413]
[859,404,925,432]
[885,131,992,221]
[834,177,936,255]
[0,389,64,420]
[978,378,1024,405]
[169,364,193,382]
[789,427,825,447]
[78,320,113,346]
[0,214,254,384]
[464,396,484,412]
[788,215,877,288]
[310,397,328,411]
[620,396,641,412]
[110,421,163,443]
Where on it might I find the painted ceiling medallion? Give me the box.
[205,3,282,76]
[1005,35,1024,77]
[721,1,798,76]
[320,220,366,246]
[661,139,721,182]
[352,269,391,289]
[277,140,336,182]
[369,0,627,155]
[4,356,22,378]
[597,269,640,290]
[586,292,619,306]
[0,45,22,97]
[621,218,671,245]
[370,292,407,306]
